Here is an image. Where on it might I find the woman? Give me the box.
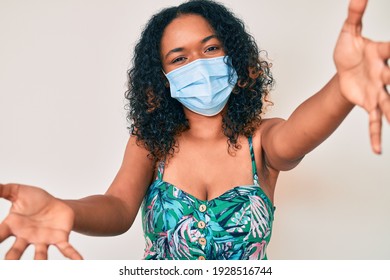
[0,0,389,260]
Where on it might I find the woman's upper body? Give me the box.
[0,0,389,260]
[142,135,275,260]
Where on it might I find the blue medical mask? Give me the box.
[165,56,238,116]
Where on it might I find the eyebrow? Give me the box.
[164,34,218,59]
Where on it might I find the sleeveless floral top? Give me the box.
[141,137,275,260]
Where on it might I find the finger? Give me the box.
[378,42,390,60]
[382,62,390,84]
[369,107,382,154]
[34,243,49,260]
[0,183,20,202]
[345,0,368,35]
[379,87,390,123]
[56,241,83,260]
[346,0,368,25]
[5,238,29,260]
[0,223,12,243]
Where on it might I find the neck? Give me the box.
[183,108,225,141]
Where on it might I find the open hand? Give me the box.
[334,0,390,154]
[0,183,83,260]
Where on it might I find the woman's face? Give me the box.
[160,14,226,74]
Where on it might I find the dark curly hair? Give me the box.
[126,0,274,161]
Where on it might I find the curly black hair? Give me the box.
[126,0,274,161]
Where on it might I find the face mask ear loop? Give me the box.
[161,69,170,88]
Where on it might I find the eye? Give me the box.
[205,46,220,53]
[171,56,187,64]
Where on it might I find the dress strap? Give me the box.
[248,136,259,186]
[156,161,165,181]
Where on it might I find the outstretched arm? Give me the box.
[261,0,390,171]
[65,135,154,236]
[0,135,154,259]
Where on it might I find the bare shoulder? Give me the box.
[117,135,155,185]
[121,135,155,168]
[105,135,155,210]
[258,117,286,134]
[255,117,303,172]
[252,117,286,150]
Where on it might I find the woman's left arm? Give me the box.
[261,0,390,171]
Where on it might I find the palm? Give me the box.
[0,184,82,259]
[6,187,72,242]
[334,0,390,153]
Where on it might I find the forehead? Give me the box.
[160,14,215,53]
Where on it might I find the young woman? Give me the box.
[0,0,389,260]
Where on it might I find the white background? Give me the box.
[0,0,389,259]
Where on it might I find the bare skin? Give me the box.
[0,0,389,259]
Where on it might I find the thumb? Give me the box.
[0,184,20,203]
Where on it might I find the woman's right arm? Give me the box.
[66,135,155,236]
[0,135,155,259]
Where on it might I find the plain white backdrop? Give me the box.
[0,0,389,259]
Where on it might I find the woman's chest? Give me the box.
[160,139,256,200]
[142,181,274,236]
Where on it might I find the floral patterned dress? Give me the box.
[141,136,275,260]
